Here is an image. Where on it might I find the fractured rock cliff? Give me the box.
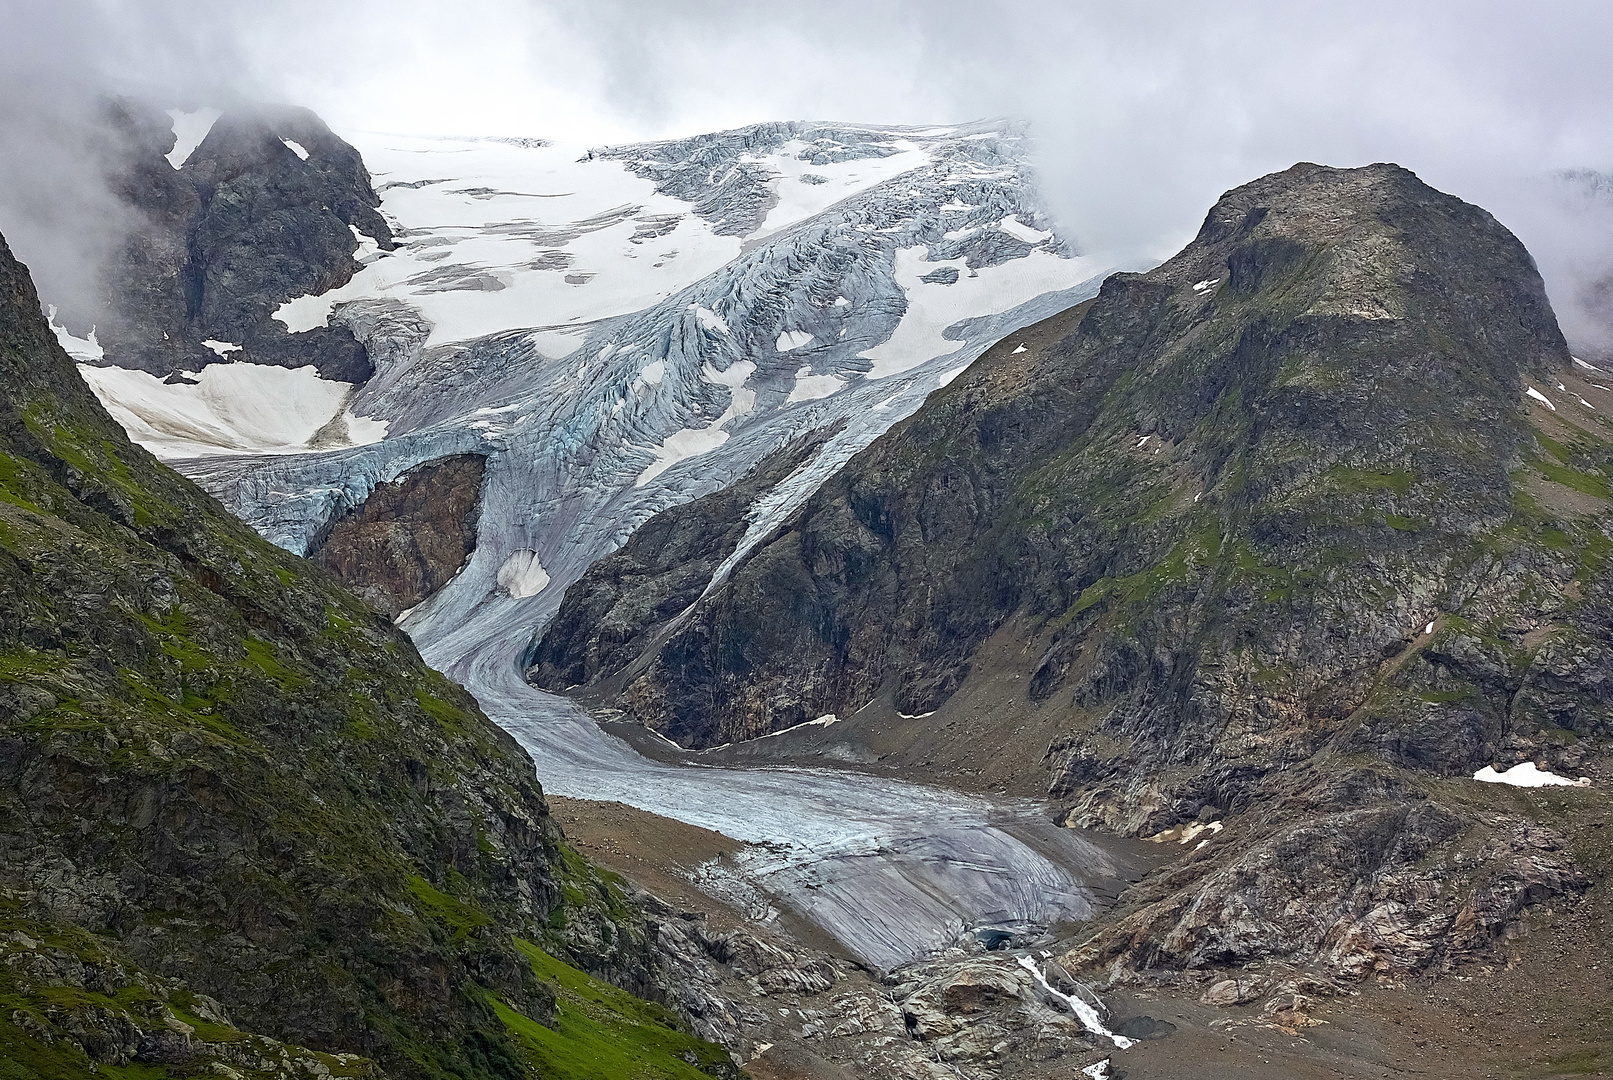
[67,98,391,381]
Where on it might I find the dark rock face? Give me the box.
[72,99,391,381]
[0,231,720,1077]
[533,163,1609,979]
[528,433,831,700]
[310,454,487,616]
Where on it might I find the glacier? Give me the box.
[92,117,1130,971]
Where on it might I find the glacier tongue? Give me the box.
[158,118,1128,971]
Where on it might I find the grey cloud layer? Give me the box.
[4,0,1613,346]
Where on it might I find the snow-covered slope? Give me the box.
[88,117,1120,970]
[181,121,1101,621]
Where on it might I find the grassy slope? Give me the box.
[0,228,735,1079]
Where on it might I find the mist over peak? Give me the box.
[5,2,1613,348]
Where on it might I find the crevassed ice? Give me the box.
[635,360,757,485]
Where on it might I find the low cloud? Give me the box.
[5,1,1613,347]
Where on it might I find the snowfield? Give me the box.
[79,363,386,459]
[1473,762,1590,788]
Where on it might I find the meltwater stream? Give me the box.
[428,599,1138,974]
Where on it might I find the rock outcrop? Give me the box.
[528,432,832,690]
[310,453,487,616]
[69,98,391,381]
[0,229,731,1078]
[531,163,1610,980]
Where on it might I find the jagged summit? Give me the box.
[60,98,391,381]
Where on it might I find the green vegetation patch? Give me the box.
[1326,465,1416,497]
[1533,458,1610,499]
[407,874,495,941]
[493,938,733,1080]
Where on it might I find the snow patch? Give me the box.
[776,330,815,351]
[862,246,1098,380]
[1473,762,1589,788]
[79,363,386,459]
[1011,343,1027,354]
[786,366,845,403]
[202,339,242,357]
[271,292,331,333]
[280,138,310,161]
[1526,386,1557,411]
[636,360,666,388]
[692,304,729,334]
[998,214,1051,243]
[743,712,843,743]
[497,549,551,598]
[1192,278,1220,292]
[165,107,220,169]
[636,360,757,485]
[350,225,383,264]
[751,138,931,239]
[267,132,746,351]
[47,306,103,362]
[1147,820,1223,846]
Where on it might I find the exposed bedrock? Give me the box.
[67,98,391,381]
[309,453,488,616]
[528,431,833,691]
[531,161,1611,981]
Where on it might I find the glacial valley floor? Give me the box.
[552,783,1613,1080]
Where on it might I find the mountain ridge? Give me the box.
[0,227,734,1079]
[529,160,1608,983]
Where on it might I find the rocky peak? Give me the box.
[73,99,392,381]
[527,161,1608,984]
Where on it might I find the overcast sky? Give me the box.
[6,0,1613,344]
